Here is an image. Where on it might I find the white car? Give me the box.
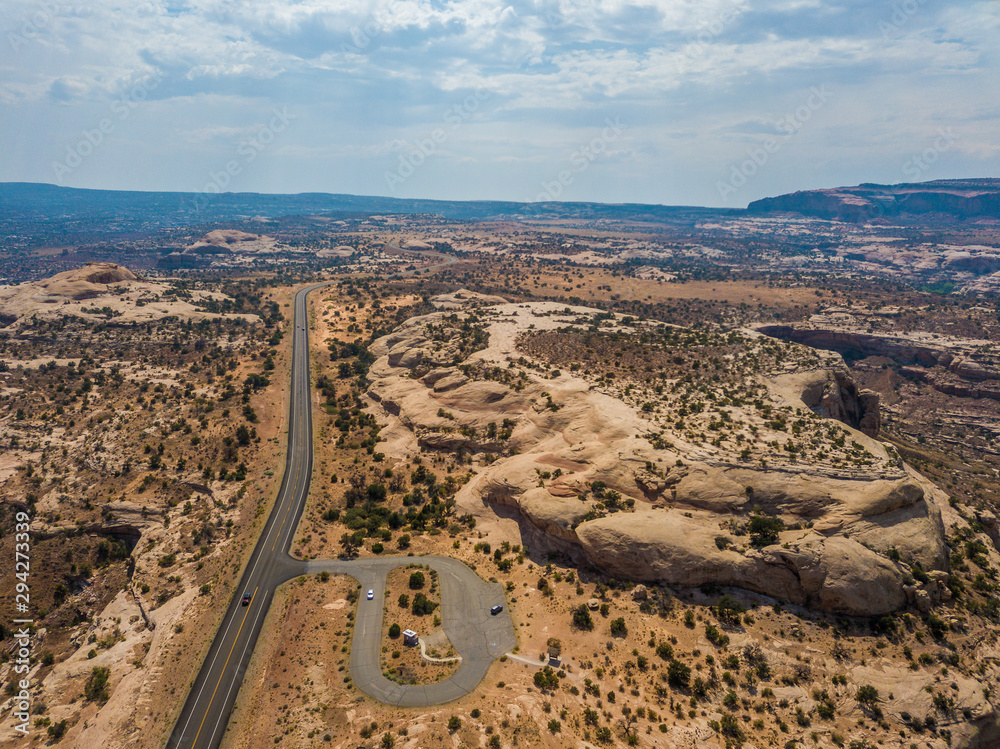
[367,589,374,600]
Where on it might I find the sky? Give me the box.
[0,0,997,207]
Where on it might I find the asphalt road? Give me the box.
[166,251,511,749]
[305,556,514,707]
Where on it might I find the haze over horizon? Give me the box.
[2,0,997,208]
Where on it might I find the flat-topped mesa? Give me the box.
[364,294,950,617]
[747,178,1000,222]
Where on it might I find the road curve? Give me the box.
[305,556,514,707]
[166,250,510,749]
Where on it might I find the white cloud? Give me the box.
[0,0,995,205]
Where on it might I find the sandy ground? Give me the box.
[222,574,358,749]
[380,565,458,684]
[0,281,298,749]
[262,266,1000,749]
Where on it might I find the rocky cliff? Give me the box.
[756,314,1000,403]
[365,293,951,616]
[747,178,1000,222]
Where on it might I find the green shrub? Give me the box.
[533,667,559,690]
[84,667,110,703]
[572,605,594,631]
[748,515,784,547]
[667,659,691,689]
[411,593,437,616]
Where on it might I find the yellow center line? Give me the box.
[271,435,303,553]
[191,585,259,747]
[271,487,286,552]
[271,325,308,554]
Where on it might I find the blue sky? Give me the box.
[1,0,997,206]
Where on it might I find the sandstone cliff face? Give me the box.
[755,324,942,367]
[365,294,950,616]
[778,365,882,437]
[756,319,1000,404]
[576,517,908,614]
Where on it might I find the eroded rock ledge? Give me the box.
[365,292,949,616]
[756,312,1000,403]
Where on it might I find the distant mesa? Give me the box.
[186,230,258,254]
[0,181,731,227]
[201,229,259,245]
[186,229,267,253]
[748,178,1000,222]
[398,239,433,250]
[157,229,275,268]
[6,180,999,234]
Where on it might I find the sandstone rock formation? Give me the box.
[156,230,277,268]
[756,311,1000,404]
[775,365,882,437]
[0,263,259,327]
[30,262,137,301]
[365,293,950,616]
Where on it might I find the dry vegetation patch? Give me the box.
[380,565,459,685]
[222,574,358,749]
[0,275,298,747]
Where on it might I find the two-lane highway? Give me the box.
[167,251,512,749]
[166,281,324,749]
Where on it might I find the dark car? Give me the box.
[241,592,252,606]
[490,604,503,615]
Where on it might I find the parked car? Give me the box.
[490,604,503,615]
